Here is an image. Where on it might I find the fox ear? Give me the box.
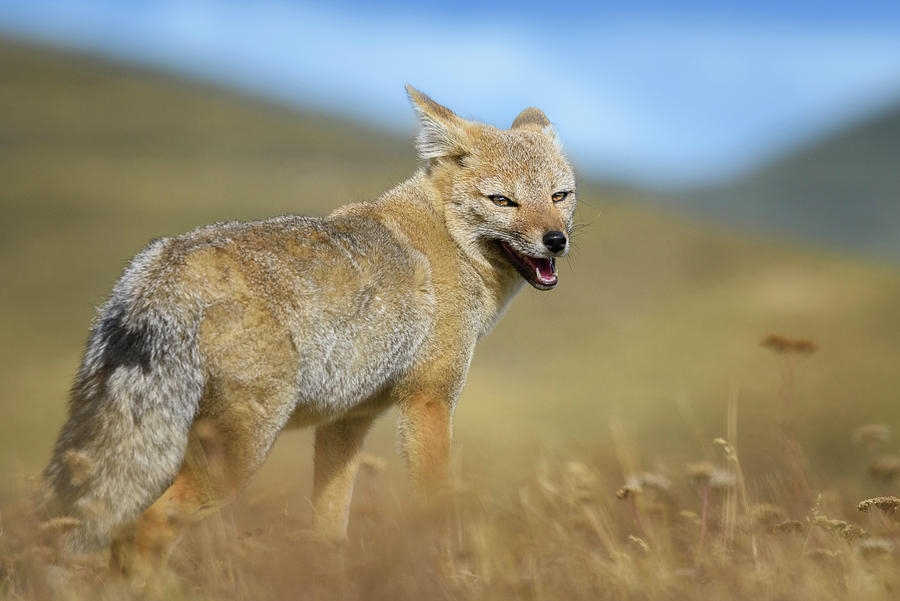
[511,107,551,130]
[406,85,472,161]
[511,106,562,150]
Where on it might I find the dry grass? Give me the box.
[3,406,900,601]
[4,350,900,600]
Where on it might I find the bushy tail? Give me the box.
[42,240,206,552]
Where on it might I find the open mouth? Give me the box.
[497,241,558,290]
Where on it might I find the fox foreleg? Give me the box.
[312,415,376,540]
[397,392,453,496]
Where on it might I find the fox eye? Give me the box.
[551,191,570,203]
[488,195,518,207]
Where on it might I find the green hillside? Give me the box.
[686,103,900,262]
[1,36,899,508]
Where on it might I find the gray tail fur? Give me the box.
[42,239,206,552]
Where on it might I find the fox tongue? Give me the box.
[528,257,556,285]
[498,241,558,286]
[535,258,554,279]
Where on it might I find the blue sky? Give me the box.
[2,1,900,185]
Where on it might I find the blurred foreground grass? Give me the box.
[2,38,900,599]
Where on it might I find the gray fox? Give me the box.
[42,85,577,570]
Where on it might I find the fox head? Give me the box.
[406,85,576,291]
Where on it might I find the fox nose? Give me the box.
[542,231,567,254]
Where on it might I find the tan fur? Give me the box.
[43,87,577,571]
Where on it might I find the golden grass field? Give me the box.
[2,39,900,600]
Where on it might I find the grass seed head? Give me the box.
[857,496,900,515]
[713,438,738,463]
[616,484,642,501]
[812,516,870,542]
[627,535,650,553]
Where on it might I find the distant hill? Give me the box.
[682,103,900,263]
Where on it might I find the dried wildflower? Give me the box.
[857,496,900,515]
[851,424,892,448]
[858,537,894,558]
[771,520,805,534]
[616,484,642,500]
[812,516,869,542]
[62,450,94,486]
[761,334,817,354]
[684,461,716,486]
[868,455,900,481]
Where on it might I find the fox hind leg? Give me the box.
[109,460,212,575]
[111,392,294,574]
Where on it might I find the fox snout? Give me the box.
[542,230,568,255]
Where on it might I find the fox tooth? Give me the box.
[535,266,542,281]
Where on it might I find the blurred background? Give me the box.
[1,0,899,513]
